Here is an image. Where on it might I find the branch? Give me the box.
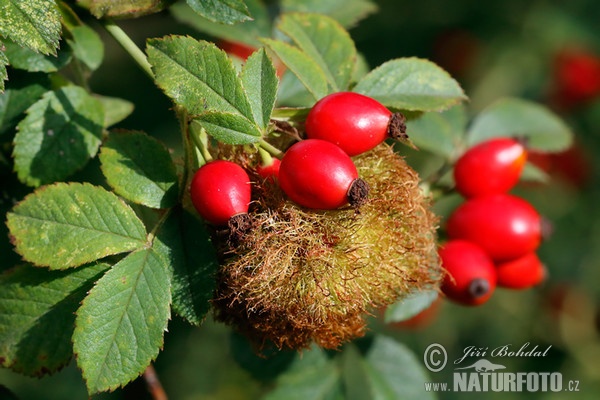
[143,364,168,400]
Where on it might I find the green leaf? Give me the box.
[354,336,435,400]
[354,58,467,111]
[153,208,218,325]
[271,106,310,121]
[6,182,147,269]
[99,131,179,209]
[467,97,574,152]
[66,25,104,71]
[84,0,176,19]
[193,112,263,144]
[3,40,72,73]
[262,38,328,101]
[73,248,171,394]
[94,95,135,128]
[276,71,315,108]
[241,48,278,129]
[281,0,378,28]
[264,345,343,400]
[0,46,7,92]
[406,104,468,160]
[185,0,251,24]
[0,71,51,138]
[171,0,270,47]
[521,161,550,183]
[277,13,356,91]
[384,290,439,323]
[12,86,105,187]
[0,0,61,55]
[0,262,109,376]
[147,36,254,119]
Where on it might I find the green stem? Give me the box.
[189,121,213,164]
[176,107,194,199]
[257,146,274,167]
[102,19,154,79]
[258,139,284,159]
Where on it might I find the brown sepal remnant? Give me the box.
[388,112,418,150]
[347,178,370,209]
[212,144,441,351]
[387,112,407,140]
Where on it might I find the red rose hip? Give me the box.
[278,139,368,209]
[440,240,497,306]
[446,194,542,261]
[454,137,527,198]
[496,252,546,289]
[190,160,251,226]
[305,92,405,156]
[256,157,281,180]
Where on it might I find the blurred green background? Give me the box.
[2,0,600,398]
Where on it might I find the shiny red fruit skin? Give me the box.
[446,194,542,262]
[496,252,546,289]
[440,240,497,306]
[454,138,527,198]
[190,160,251,226]
[278,139,358,209]
[305,92,391,156]
[256,158,281,180]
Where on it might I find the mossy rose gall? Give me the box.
[213,144,441,350]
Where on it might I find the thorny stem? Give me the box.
[143,364,168,400]
[102,19,154,80]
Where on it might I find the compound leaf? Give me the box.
[354,58,467,112]
[193,112,263,144]
[66,25,104,71]
[6,182,147,269]
[277,13,356,91]
[185,0,251,24]
[281,0,378,28]
[0,46,7,92]
[264,345,343,399]
[0,262,109,376]
[100,131,179,209]
[350,336,435,400]
[0,71,51,138]
[13,86,104,187]
[3,40,72,73]
[73,248,171,394]
[406,104,468,160]
[153,208,218,325]
[84,0,176,19]
[147,36,254,119]
[171,0,270,47]
[0,0,61,55]
[241,48,278,129]
[262,38,328,101]
[95,95,135,128]
[384,290,439,323]
[467,97,574,152]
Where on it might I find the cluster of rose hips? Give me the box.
[441,138,547,306]
[189,92,405,225]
